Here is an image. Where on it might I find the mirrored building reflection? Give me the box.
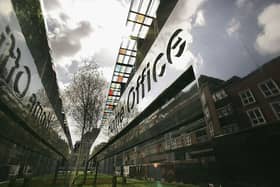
[91,0,280,187]
[0,0,72,183]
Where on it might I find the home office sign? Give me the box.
[0,0,56,128]
[108,1,196,136]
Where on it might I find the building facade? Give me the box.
[90,0,280,186]
[0,0,72,181]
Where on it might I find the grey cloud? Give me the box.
[235,0,253,9]
[67,60,79,74]
[49,21,93,59]
[43,0,61,10]
[67,21,92,38]
[226,18,240,36]
[47,17,61,35]
[55,65,71,84]
[51,36,81,58]
[236,0,247,8]
[194,10,206,27]
[95,48,117,68]
[60,13,70,22]
[255,3,280,55]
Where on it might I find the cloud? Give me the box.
[46,17,61,35]
[67,116,81,144]
[226,18,240,36]
[235,0,253,9]
[176,0,206,22]
[236,0,247,8]
[55,60,81,91]
[55,64,71,84]
[49,21,93,59]
[255,3,280,55]
[67,60,79,74]
[59,13,70,22]
[194,10,206,27]
[43,0,61,10]
[98,66,114,82]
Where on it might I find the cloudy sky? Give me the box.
[41,0,130,145]
[190,0,280,80]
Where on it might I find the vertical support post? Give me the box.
[112,157,117,187]
[121,152,126,184]
[112,155,117,187]
[8,176,17,187]
[52,160,60,185]
[82,160,89,184]
[112,174,117,187]
[93,161,98,187]
[64,161,69,186]
[22,150,32,187]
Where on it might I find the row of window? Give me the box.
[246,102,280,126]
[238,79,280,126]
[217,102,280,128]
[212,79,280,104]
[239,79,280,106]
[207,79,279,134]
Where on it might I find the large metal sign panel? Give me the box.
[108,0,196,136]
[0,0,67,142]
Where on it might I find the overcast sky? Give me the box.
[41,0,130,146]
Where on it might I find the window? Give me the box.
[208,122,215,137]
[222,124,239,134]
[200,92,207,106]
[246,107,266,126]
[258,79,280,98]
[182,134,192,146]
[216,104,233,118]
[196,129,208,142]
[270,102,280,120]
[239,89,256,106]
[212,89,228,102]
[204,107,210,120]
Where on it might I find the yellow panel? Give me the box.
[136,14,145,24]
[119,48,127,55]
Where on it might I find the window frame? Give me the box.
[238,88,256,106]
[246,107,266,126]
[212,89,228,102]
[258,79,280,98]
[270,101,280,120]
[216,104,233,118]
[222,123,239,134]
[208,122,215,137]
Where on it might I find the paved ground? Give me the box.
[0,173,198,187]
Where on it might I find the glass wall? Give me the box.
[92,0,280,187]
[0,0,70,183]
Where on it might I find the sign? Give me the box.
[108,0,196,136]
[0,0,66,141]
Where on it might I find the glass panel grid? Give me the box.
[101,0,160,123]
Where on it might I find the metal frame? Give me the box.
[101,0,159,125]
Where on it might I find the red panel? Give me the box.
[109,89,113,96]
